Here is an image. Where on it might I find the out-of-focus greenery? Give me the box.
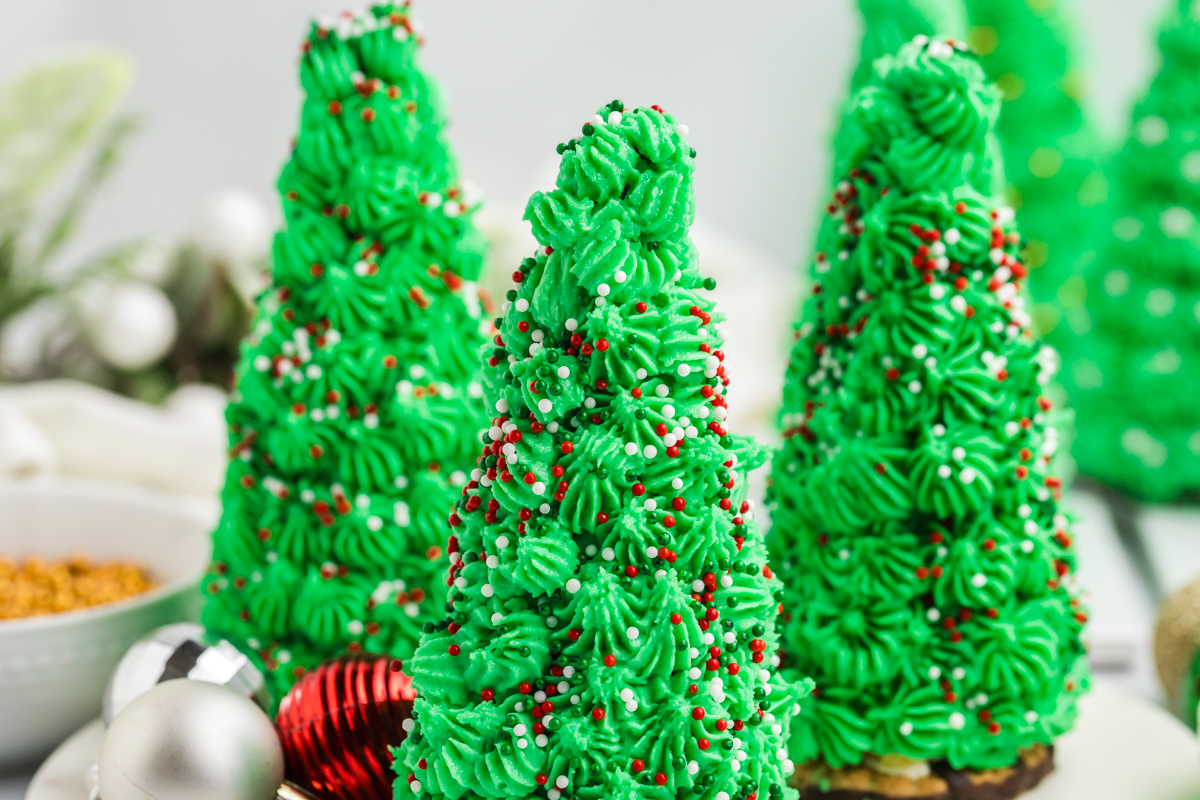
[0,48,258,403]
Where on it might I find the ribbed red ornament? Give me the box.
[275,654,416,800]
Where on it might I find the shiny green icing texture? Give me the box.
[396,102,807,800]
[1063,1,1200,502]
[768,38,1089,772]
[201,2,489,704]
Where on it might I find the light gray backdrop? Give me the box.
[0,0,1166,271]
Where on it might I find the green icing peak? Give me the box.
[769,37,1088,773]
[396,103,806,800]
[1063,2,1200,501]
[852,0,966,94]
[201,2,489,705]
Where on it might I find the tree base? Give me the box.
[790,745,1054,800]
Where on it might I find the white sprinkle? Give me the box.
[597,283,611,297]
[928,666,941,679]
[970,573,987,588]
[565,318,578,331]
[960,467,977,484]
[496,535,510,549]
[927,608,941,622]
[937,465,952,479]
[625,442,638,456]
[602,547,615,561]
[952,667,966,680]
[515,298,529,312]
[899,722,914,736]
[627,626,640,640]
[677,364,691,377]
[495,398,509,413]
[481,584,494,597]
[949,712,965,730]
[644,445,658,458]
[538,399,553,413]
[566,578,581,593]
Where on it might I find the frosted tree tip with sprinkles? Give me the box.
[201,1,490,706]
[394,100,806,800]
[1064,1,1200,502]
[768,37,1087,800]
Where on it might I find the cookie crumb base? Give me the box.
[791,745,1054,800]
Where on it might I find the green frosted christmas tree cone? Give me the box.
[1065,0,1200,502]
[201,3,490,704]
[769,37,1088,799]
[964,0,1103,345]
[395,101,806,800]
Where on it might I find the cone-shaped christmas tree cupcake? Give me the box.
[768,38,1088,800]
[396,101,804,800]
[1065,1,1200,502]
[965,0,1102,342]
[201,4,489,703]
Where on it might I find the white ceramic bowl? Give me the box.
[0,480,211,768]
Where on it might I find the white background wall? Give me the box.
[0,0,1166,271]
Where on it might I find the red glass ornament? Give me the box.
[275,655,416,800]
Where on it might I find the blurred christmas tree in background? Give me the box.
[1065,1,1200,501]
[201,4,491,702]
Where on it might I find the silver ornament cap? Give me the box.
[99,679,283,800]
[104,622,269,725]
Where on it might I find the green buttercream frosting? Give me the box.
[201,3,489,704]
[1063,0,1200,502]
[395,102,807,800]
[964,0,1102,344]
[852,0,966,96]
[768,38,1089,773]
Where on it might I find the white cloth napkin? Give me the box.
[0,380,227,497]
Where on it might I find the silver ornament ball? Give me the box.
[99,679,283,800]
[104,622,269,725]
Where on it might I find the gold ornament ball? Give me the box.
[1154,576,1200,718]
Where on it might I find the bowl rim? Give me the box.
[0,477,210,635]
